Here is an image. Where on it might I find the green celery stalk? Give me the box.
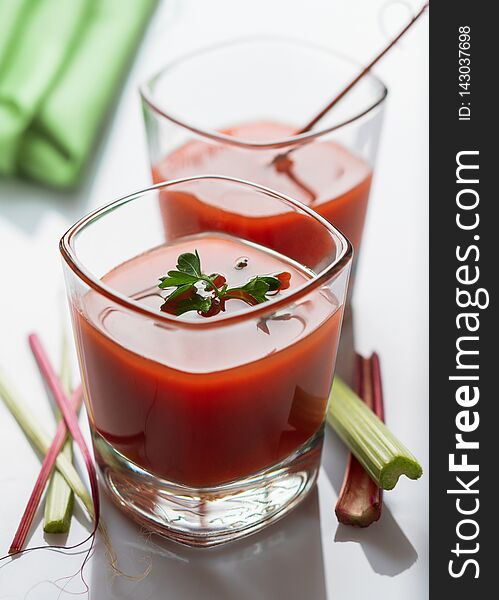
[0,371,94,519]
[43,334,74,533]
[328,377,423,490]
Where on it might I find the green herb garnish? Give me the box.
[158,251,291,317]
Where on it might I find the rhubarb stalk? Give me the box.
[44,333,75,533]
[0,372,94,520]
[335,353,384,527]
[8,387,83,554]
[28,334,100,534]
[1,349,127,577]
[328,375,422,490]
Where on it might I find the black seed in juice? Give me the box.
[234,256,249,270]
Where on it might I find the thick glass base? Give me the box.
[93,427,323,547]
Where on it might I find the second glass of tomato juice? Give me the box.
[141,37,387,279]
[60,176,352,546]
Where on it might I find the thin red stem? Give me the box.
[28,334,100,536]
[9,387,83,554]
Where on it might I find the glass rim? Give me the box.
[60,175,353,330]
[139,35,388,150]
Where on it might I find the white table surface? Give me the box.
[0,1,429,598]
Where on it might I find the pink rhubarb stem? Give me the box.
[28,334,100,536]
[9,386,83,554]
[371,352,385,422]
[335,353,385,527]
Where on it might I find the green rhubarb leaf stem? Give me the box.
[0,371,94,519]
[327,377,423,490]
[44,333,75,533]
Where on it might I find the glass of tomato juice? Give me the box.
[60,176,352,546]
[141,37,387,284]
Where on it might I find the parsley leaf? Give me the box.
[239,277,272,303]
[158,271,199,288]
[176,251,201,277]
[175,295,212,316]
[258,276,282,292]
[158,249,290,318]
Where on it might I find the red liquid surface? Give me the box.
[153,121,372,260]
[75,234,342,487]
